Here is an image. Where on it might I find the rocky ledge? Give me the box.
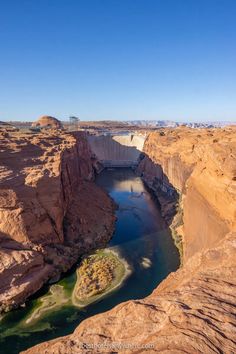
[0,130,116,313]
[23,127,236,354]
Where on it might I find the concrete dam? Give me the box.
[87,133,145,167]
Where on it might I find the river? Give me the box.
[0,168,180,354]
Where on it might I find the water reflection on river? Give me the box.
[0,168,179,354]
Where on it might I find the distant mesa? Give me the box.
[32,115,63,129]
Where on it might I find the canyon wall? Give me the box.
[138,127,236,260]
[0,131,116,312]
[24,127,236,354]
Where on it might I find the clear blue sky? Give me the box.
[0,0,236,122]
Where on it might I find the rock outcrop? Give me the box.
[0,130,115,312]
[23,127,236,354]
[0,121,19,132]
[31,115,63,129]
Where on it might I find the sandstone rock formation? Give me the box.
[138,127,236,260]
[0,130,115,313]
[31,115,63,129]
[23,127,236,354]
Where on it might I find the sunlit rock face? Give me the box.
[31,115,63,129]
[23,127,236,354]
[0,131,116,313]
[138,127,236,260]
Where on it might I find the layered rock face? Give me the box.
[138,127,236,260]
[0,131,115,312]
[24,127,236,354]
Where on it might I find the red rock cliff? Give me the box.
[23,127,236,354]
[138,127,236,260]
[0,131,115,312]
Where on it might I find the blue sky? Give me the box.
[0,0,236,122]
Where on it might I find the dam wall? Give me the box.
[87,134,145,167]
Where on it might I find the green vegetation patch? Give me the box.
[72,249,127,307]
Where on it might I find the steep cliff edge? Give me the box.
[24,127,236,354]
[0,131,115,313]
[138,127,236,260]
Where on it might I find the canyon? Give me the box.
[0,126,235,353]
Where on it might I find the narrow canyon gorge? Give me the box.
[0,127,235,353]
